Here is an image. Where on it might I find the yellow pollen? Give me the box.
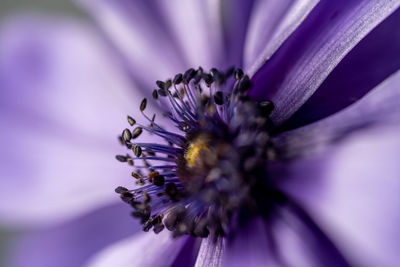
[184,139,210,167]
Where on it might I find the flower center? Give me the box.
[184,135,211,168]
[115,67,277,240]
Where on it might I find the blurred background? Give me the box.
[0,0,82,19]
[0,1,81,265]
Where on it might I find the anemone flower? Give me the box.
[1,1,400,267]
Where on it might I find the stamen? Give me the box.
[115,67,276,239]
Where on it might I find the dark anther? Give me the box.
[115,186,128,194]
[153,223,165,234]
[140,98,147,112]
[133,145,142,157]
[131,172,140,179]
[132,127,143,139]
[121,192,134,203]
[234,68,244,80]
[127,116,136,126]
[183,68,196,83]
[165,80,172,89]
[238,75,251,92]
[203,73,213,86]
[158,88,168,97]
[214,91,224,105]
[143,221,153,232]
[194,67,203,84]
[152,215,163,225]
[116,155,128,162]
[153,175,165,186]
[173,73,183,84]
[152,89,158,100]
[122,128,132,142]
[259,100,275,116]
[210,68,218,77]
[156,80,165,90]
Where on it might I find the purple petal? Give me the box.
[85,231,190,267]
[78,0,231,89]
[77,0,187,89]
[156,0,226,69]
[194,236,224,267]
[250,0,400,125]
[7,203,140,267]
[268,204,350,267]
[220,0,255,67]
[0,15,152,225]
[274,70,400,158]
[171,237,201,267]
[221,218,279,267]
[244,0,319,75]
[277,124,400,267]
[283,7,400,130]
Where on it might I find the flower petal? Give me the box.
[283,7,400,130]
[78,0,234,88]
[278,125,400,267]
[157,0,226,69]
[77,0,188,89]
[0,15,149,225]
[250,0,400,125]
[244,0,319,75]
[221,218,279,267]
[274,70,400,158]
[85,231,191,267]
[270,204,351,267]
[7,203,139,267]
[171,237,201,267]
[220,0,255,67]
[194,236,224,267]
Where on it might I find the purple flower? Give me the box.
[1,1,400,266]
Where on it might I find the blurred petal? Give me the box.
[269,205,350,267]
[86,231,190,267]
[283,7,400,130]
[194,236,224,267]
[274,70,400,158]
[250,0,400,125]
[222,218,278,267]
[220,0,255,67]
[171,237,201,267]
[278,125,400,267]
[0,15,149,225]
[7,203,139,267]
[157,0,226,69]
[77,0,187,89]
[244,0,319,75]
[78,0,233,89]
[272,71,400,266]
[223,214,349,267]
